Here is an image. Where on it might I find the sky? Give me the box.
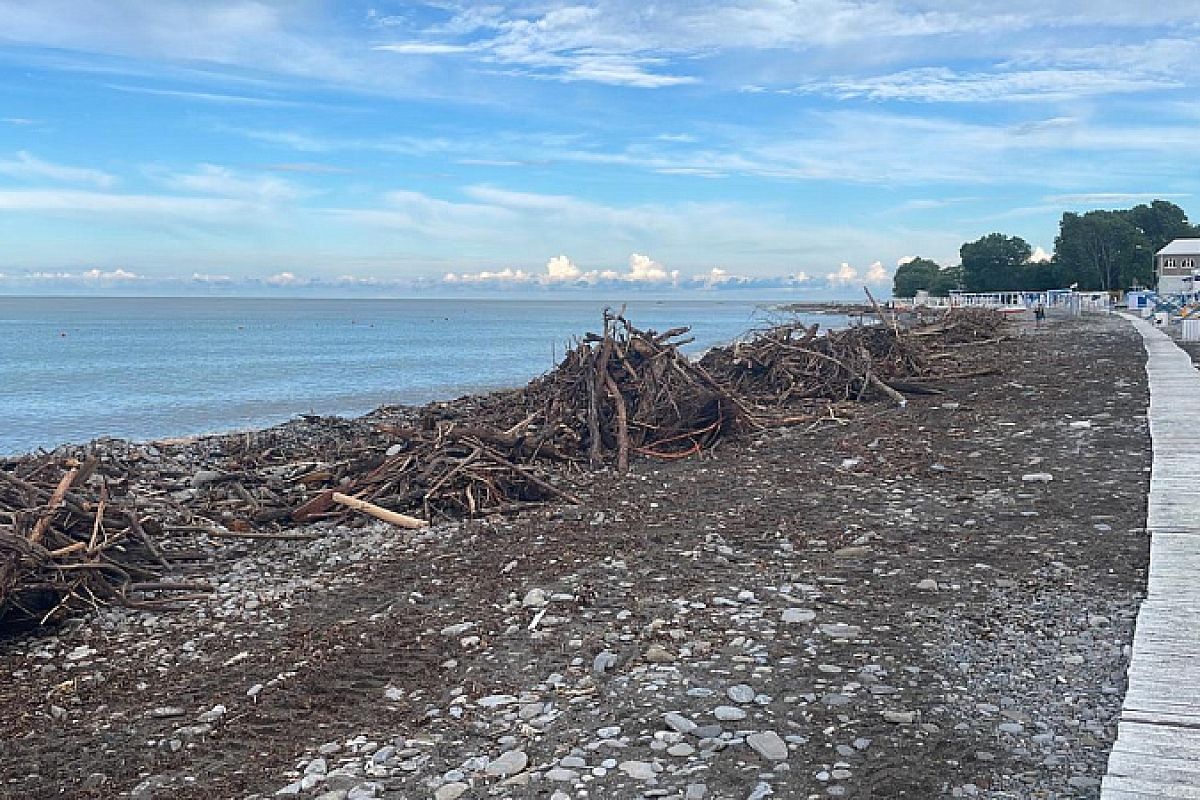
[1,1,1199,297]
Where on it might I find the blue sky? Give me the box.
[1,1,1198,296]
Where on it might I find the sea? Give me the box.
[0,297,848,456]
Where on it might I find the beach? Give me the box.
[0,310,1149,799]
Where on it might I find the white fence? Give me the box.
[1183,318,1200,342]
[892,291,1111,313]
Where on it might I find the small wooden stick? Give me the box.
[47,542,87,558]
[127,512,170,568]
[331,492,429,529]
[29,465,80,545]
[503,411,539,437]
[87,489,108,554]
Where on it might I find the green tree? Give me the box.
[960,233,1032,291]
[891,256,940,297]
[1054,211,1147,290]
[1052,200,1200,291]
[1020,258,1060,291]
[929,264,963,296]
[1127,200,1196,251]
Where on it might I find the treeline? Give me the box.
[893,200,1199,296]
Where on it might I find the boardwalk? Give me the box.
[1102,315,1200,799]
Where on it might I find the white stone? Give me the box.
[663,712,696,734]
[476,694,518,709]
[727,684,755,703]
[435,783,468,800]
[484,749,528,777]
[819,623,862,638]
[618,760,657,780]
[714,705,747,721]
[746,731,789,761]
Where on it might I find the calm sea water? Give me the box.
[0,297,846,455]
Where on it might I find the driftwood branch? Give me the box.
[331,492,430,529]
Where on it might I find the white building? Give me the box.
[1156,239,1200,294]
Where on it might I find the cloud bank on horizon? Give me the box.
[0,1,1198,295]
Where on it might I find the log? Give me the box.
[866,373,908,407]
[331,492,430,529]
[603,371,630,472]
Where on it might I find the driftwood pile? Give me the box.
[524,310,754,470]
[0,305,1007,627]
[911,306,1008,344]
[0,456,203,625]
[699,321,923,408]
[700,306,1006,410]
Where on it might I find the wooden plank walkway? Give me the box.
[1102,314,1200,799]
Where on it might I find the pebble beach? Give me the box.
[0,311,1151,799]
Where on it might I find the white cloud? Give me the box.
[797,66,1174,103]
[336,274,375,285]
[443,267,531,284]
[332,189,513,239]
[0,151,116,187]
[1044,192,1188,205]
[819,260,889,287]
[695,267,734,288]
[444,252,683,287]
[5,0,1200,100]
[542,254,581,283]
[1030,246,1052,263]
[373,43,474,55]
[2,117,37,125]
[191,272,233,284]
[104,83,319,108]
[0,188,253,218]
[897,255,917,266]
[823,260,889,287]
[0,1,372,88]
[157,164,305,203]
[865,260,889,283]
[624,253,679,284]
[82,267,139,280]
[333,184,959,281]
[556,56,696,88]
[827,262,859,286]
[9,268,139,283]
[265,271,308,286]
